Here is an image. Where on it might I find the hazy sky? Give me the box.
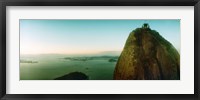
[20,19,180,55]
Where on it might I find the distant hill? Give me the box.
[114,23,180,80]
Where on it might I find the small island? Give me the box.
[108,59,118,62]
[20,60,38,63]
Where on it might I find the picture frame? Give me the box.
[0,0,199,100]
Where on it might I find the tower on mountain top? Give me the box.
[142,23,150,29]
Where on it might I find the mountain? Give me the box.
[114,23,180,80]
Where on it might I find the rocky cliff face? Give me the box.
[114,24,180,80]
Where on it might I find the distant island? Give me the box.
[108,59,118,62]
[63,56,119,62]
[20,60,38,63]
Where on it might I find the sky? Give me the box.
[20,19,180,55]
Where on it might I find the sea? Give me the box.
[20,54,119,80]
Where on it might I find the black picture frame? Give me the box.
[0,0,199,100]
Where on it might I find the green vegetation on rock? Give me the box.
[114,23,180,80]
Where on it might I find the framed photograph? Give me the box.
[0,0,199,100]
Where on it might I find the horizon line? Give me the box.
[20,50,122,55]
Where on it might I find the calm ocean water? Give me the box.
[20,54,118,80]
